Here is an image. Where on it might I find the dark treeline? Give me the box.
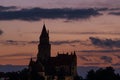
[0,66,120,80]
[0,68,29,80]
[86,67,120,80]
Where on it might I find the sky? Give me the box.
[0,0,120,8]
[0,0,120,69]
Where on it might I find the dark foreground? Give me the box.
[0,66,120,80]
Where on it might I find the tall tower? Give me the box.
[37,24,51,62]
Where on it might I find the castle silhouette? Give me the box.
[29,24,77,80]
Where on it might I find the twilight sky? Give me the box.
[0,0,120,8]
[0,0,120,69]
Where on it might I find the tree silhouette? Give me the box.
[86,69,95,80]
[1,66,120,80]
[86,67,120,80]
[74,75,83,80]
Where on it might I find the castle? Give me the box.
[29,24,77,80]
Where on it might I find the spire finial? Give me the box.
[43,21,46,29]
[40,22,48,37]
[43,21,45,26]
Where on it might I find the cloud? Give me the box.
[51,40,81,45]
[112,63,120,66]
[114,55,120,59]
[109,12,120,16]
[78,49,120,53]
[96,8,120,16]
[0,29,3,35]
[97,8,120,11]
[0,5,17,11]
[89,37,120,48]
[78,51,114,63]
[79,56,89,61]
[0,6,101,21]
[0,53,33,58]
[83,63,105,66]
[0,40,38,46]
[0,40,82,46]
[100,56,112,63]
[109,8,120,11]
[51,31,120,35]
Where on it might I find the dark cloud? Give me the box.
[112,63,120,66]
[0,40,81,46]
[78,49,120,53]
[97,8,120,11]
[51,40,81,45]
[100,56,112,63]
[114,55,120,59]
[109,12,120,16]
[96,8,120,16]
[97,8,109,11]
[89,37,120,48]
[109,8,120,11]
[0,53,33,58]
[51,31,120,35]
[0,5,17,11]
[78,56,89,61]
[83,63,105,66]
[0,6,101,21]
[0,40,38,46]
[0,29,3,35]
[97,7,120,16]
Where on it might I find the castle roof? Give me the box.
[50,55,74,66]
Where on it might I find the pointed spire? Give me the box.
[43,21,46,31]
[42,23,47,33]
[40,23,49,37]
